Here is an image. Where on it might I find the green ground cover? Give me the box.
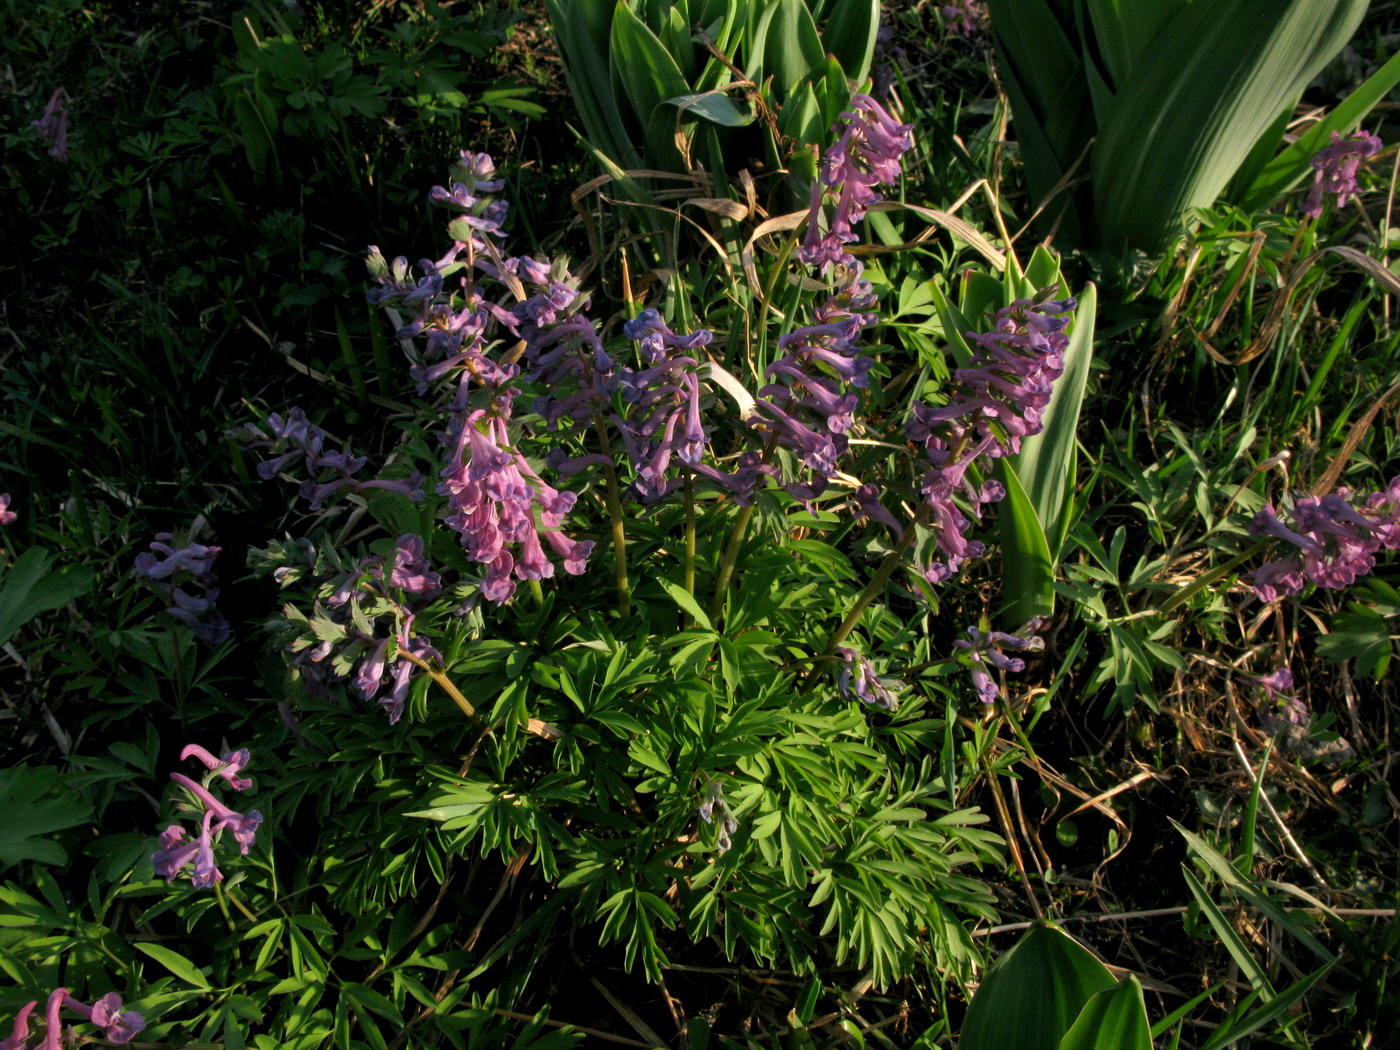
[1,1,1397,1047]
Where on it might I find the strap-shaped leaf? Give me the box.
[1057,976,1153,1050]
[609,1,692,164]
[1012,282,1097,560]
[750,0,824,101]
[821,0,880,89]
[1237,46,1400,211]
[545,0,637,166]
[960,923,1117,1050]
[1092,0,1368,252]
[998,457,1055,626]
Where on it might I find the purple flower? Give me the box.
[136,533,228,643]
[180,744,254,791]
[800,94,914,273]
[953,620,1045,702]
[1252,667,1309,729]
[30,88,69,162]
[0,493,15,526]
[1302,129,1383,218]
[62,992,145,1045]
[388,534,442,600]
[1248,479,1400,601]
[835,647,900,711]
[2,989,146,1050]
[154,757,262,889]
[941,0,986,36]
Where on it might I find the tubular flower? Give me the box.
[1302,129,1383,218]
[953,620,1045,703]
[1247,478,1400,601]
[698,779,739,854]
[800,93,914,274]
[1251,667,1309,730]
[834,647,900,711]
[152,750,262,889]
[30,88,69,161]
[1,989,144,1050]
[135,533,229,644]
[0,493,16,526]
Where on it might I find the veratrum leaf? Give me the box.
[0,547,95,648]
[1013,281,1097,559]
[1237,47,1400,211]
[0,765,93,869]
[544,0,636,166]
[1092,0,1369,253]
[998,457,1055,627]
[752,0,824,101]
[959,923,1117,1050]
[610,2,691,149]
[1057,976,1153,1050]
[821,0,880,89]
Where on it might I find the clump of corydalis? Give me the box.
[1302,129,1383,218]
[2,988,144,1049]
[152,744,262,889]
[908,292,1075,580]
[800,93,913,274]
[30,87,69,162]
[366,152,599,601]
[302,534,444,724]
[1247,478,1400,601]
[835,647,900,711]
[135,533,229,644]
[234,407,424,511]
[953,620,1045,703]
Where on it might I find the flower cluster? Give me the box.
[135,533,229,644]
[30,88,68,162]
[0,493,15,526]
[235,407,424,511]
[835,647,900,711]
[152,744,262,889]
[953,620,1045,703]
[800,94,914,274]
[1302,129,1383,218]
[312,534,444,724]
[1247,478,1400,601]
[367,151,599,600]
[698,779,739,854]
[909,293,1075,579]
[2,988,144,1049]
[1251,667,1309,731]
[941,0,987,37]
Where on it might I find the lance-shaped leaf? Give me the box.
[1057,976,1153,1050]
[960,923,1118,1050]
[1092,0,1369,253]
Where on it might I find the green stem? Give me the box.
[683,472,697,612]
[709,502,756,625]
[802,505,928,692]
[527,578,545,609]
[592,412,631,617]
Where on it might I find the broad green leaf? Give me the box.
[821,0,880,89]
[0,766,92,869]
[610,2,691,148]
[1238,47,1400,211]
[135,941,213,989]
[1013,282,1097,558]
[545,0,637,165]
[1058,977,1153,1050]
[1082,0,1189,93]
[997,457,1055,626]
[1092,0,1369,252]
[960,923,1117,1050]
[753,0,824,101]
[0,547,95,648]
[662,91,755,128]
[660,579,713,630]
